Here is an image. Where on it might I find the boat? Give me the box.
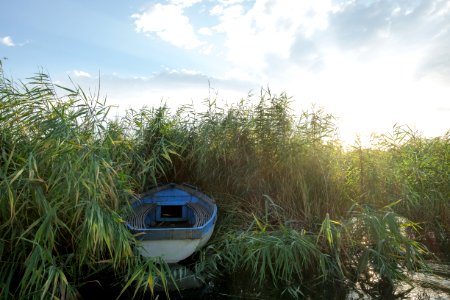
[126,183,217,263]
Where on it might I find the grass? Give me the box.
[0,63,448,298]
[0,67,173,299]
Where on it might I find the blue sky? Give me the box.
[1,0,450,144]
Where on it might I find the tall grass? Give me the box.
[0,67,174,299]
[1,64,448,298]
[379,127,449,238]
[176,91,345,226]
[194,202,428,298]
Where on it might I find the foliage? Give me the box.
[0,65,447,298]
[195,203,429,298]
[0,68,173,299]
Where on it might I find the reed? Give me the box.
[194,202,428,298]
[0,67,173,299]
[0,64,447,298]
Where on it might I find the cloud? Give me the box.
[198,27,213,36]
[417,45,450,83]
[124,0,450,143]
[1,36,15,47]
[130,0,450,83]
[200,0,450,142]
[200,44,214,55]
[73,70,92,78]
[132,3,204,49]
[218,0,245,5]
[183,0,449,84]
[66,68,254,97]
[327,1,435,49]
[208,0,334,80]
[169,0,203,8]
[204,0,450,83]
[321,0,450,81]
[59,69,257,116]
[131,0,332,67]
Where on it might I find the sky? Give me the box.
[1,0,449,145]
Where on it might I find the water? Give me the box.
[164,263,450,300]
[78,262,450,299]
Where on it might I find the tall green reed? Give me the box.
[1,63,446,298]
[0,67,174,299]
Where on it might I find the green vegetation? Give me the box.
[0,65,448,299]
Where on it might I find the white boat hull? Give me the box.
[128,184,217,263]
[138,226,214,263]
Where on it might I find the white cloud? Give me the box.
[198,27,213,36]
[59,70,255,117]
[210,5,224,16]
[219,0,245,5]
[168,68,202,76]
[169,0,202,8]
[1,36,15,47]
[73,70,92,78]
[200,44,214,55]
[132,3,203,50]
[125,0,450,144]
[132,0,334,66]
[210,0,334,80]
[265,46,450,145]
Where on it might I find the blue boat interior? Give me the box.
[127,186,217,237]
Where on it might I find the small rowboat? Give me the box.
[127,183,217,263]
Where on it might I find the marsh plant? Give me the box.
[0,65,448,299]
[194,201,429,298]
[0,68,175,299]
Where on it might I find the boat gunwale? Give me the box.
[126,183,217,235]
